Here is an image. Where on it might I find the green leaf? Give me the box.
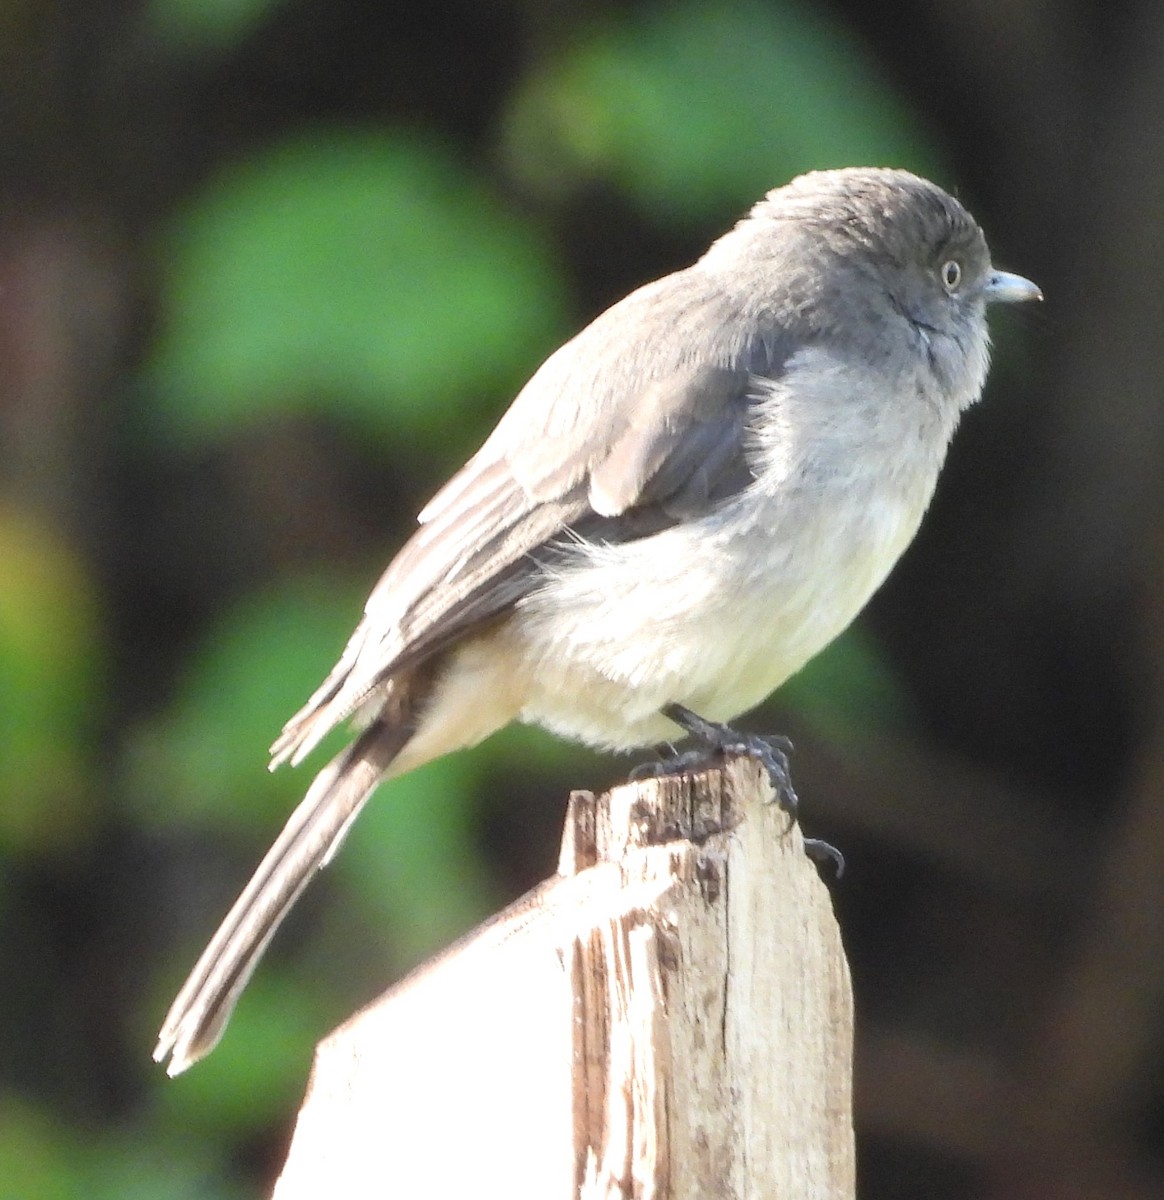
[777,626,917,744]
[0,1095,247,1200]
[338,756,497,967]
[145,0,287,52]
[153,968,326,1139]
[502,0,942,223]
[0,1098,83,1200]
[127,575,366,835]
[80,1132,247,1200]
[147,129,566,444]
[0,508,102,854]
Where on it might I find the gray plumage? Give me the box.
[155,167,1040,1074]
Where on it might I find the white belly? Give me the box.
[506,475,932,750]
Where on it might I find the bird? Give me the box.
[154,166,1041,1074]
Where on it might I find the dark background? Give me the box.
[1,0,1161,1196]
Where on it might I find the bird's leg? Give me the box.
[635,702,843,876]
[657,702,798,812]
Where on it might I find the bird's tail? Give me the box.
[153,719,410,1076]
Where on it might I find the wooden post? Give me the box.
[273,758,855,1199]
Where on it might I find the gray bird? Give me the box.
[154,166,1041,1074]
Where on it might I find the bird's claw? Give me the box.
[656,703,799,814]
[631,705,842,879]
[803,837,845,878]
[628,745,720,781]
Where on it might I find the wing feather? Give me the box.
[271,266,795,765]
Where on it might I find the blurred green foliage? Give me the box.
[147,129,567,444]
[0,508,102,855]
[502,0,940,222]
[145,0,290,53]
[0,1093,246,1200]
[152,969,331,1140]
[339,756,498,963]
[128,578,364,836]
[778,626,917,744]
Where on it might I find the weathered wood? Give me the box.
[273,757,855,1199]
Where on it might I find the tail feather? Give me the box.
[267,627,368,770]
[154,720,409,1076]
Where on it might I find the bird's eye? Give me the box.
[940,260,962,293]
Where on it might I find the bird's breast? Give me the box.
[509,447,940,750]
[508,351,959,750]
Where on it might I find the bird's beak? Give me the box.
[985,270,1043,304]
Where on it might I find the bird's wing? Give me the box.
[271,274,793,765]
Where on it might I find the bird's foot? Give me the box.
[658,702,798,814]
[645,703,844,876]
[629,746,711,782]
